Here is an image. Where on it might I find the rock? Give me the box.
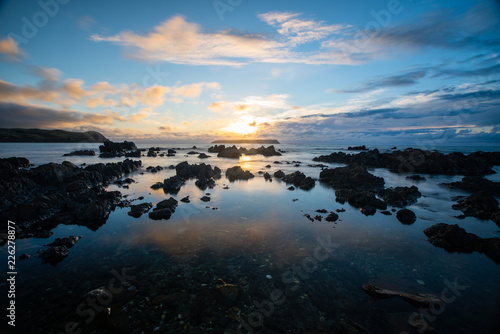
[361,206,376,216]
[209,145,281,158]
[335,189,387,210]
[226,166,254,181]
[150,182,164,190]
[451,191,499,223]
[299,177,315,190]
[163,175,185,193]
[195,176,215,190]
[200,196,211,202]
[128,203,153,218]
[218,147,241,159]
[316,209,328,214]
[396,208,417,224]
[320,164,384,191]
[263,172,271,180]
[273,170,285,178]
[149,198,178,220]
[168,149,176,154]
[443,176,500,196]
[180,196,190,203]
[187,151,199,155]
[347,145,368,151]
[175,162,221,180]
[198,153,210,159]
[39,246,70,264]
[63,150,96,156]
[48,236,80,248]
[406,174,426,181]
[0,157,30,169]
[325,212,339,222]
[99,140,137,158]
[265,165,271,168]
[282,171,315,190]
[380,210,392,215]
[19,253,30,260]
[313,148,496,176]
[125,150,141,157]
[362,284,441,308]
[288,186,295,191]
[423,223,500,263]
[378,186,421,207]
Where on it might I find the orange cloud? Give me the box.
[0,37,22,61]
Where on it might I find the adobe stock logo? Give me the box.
[8,0,71,45]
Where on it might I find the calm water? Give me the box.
[1,142,500,333]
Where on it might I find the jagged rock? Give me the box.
[128,203,153,218]
[226,166,254,181]
[0,157,30,169]
[198,153,210,159]
[195,176,215,190]
[150,182,163,190]
[347,145,368,151]
[175,162,221,180]
[443,176,500,196]
[63,150,95,156]
[125,150,141,157]
[335,189,387,210]
[99,140,137,158]
[39,236,81,264]
[423,223,500,263]
[273,170,285,178]
[218,147,241,159]
[396,208,417,224]
[378,186,421,207]
[451,191,499,223]
[320,164,384,191]
[163,175,185,193]
[180,196,190,203]
[361,206,376,216]
[149,198,178,220]
[263,172,272,180]
[200,196,211,202]
[325,212,339,222]
[300,177,315,190]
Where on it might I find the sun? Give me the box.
[224,120,257,135]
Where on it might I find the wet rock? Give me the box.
[187,151,199,155]
[325,212,339,222]
[273,170,285,178]
[304,214,314,222]
[362,284,441,308]
[218,147,241,159]
[201,196,211,202]
[208,144,281,158]
[125,150,141,157]
[320,164,384,191]
[128,203,153,218]
[63,150,95,156]
[168,149,176,154]
[195,176,215,190]
[282,171,316,190]
[380,210,392,215]
[149,198,178,220]
[198,153,210,159]
[150,182,164,190]
[47,236,80,248]
[396,208,417,224]
[265,165,271,168]
[163,175,185,194]
[19,253,30,260]
[99,140,137,158]
[423,223,500,263]
[39,236,80,264]
[361,206,376,216]
[180,196,190,203]
[335,189,387,210]
[300,176,315,190]
[406,174,426,181]
[347,145,368,151]
[313,148,496,176]
[0,157,30,169]
[263,172,272,180]
[443,176,500,196]
[451,191,499,223]
[378,186,421,207]
[288,186,295,191]
[226,166,254,181]
[316,209,328,214]
[175,161,221,180]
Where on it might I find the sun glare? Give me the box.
[225,121,257,134]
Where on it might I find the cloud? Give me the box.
[31,66,62,83]
[77,16,97,31]
[173,82,220,98]
[337,70,427,93]
[0,37,22,61]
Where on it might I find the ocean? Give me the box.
[1,142,499,333]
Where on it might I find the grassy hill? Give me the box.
[0,128,108,143]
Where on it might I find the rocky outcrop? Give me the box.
[452,192,499,225]
[396,208,417,224]
[226,166,254,181]
[313,148,496,176]
[175,162,221,180]
[335,189,387,211]
[163,175,185,194]
[320,164,385,191]
[273,170,285,178]
[198,153,210,159]
[39,236,81,265]
[281,171,315,190]
[0,158,141,238]
[99,140,138,158]
[218,147,241,159]
[443,176,500,196]
[63,150,96,156]
[128,203,153,218]
[208,145,282,158]
[347,145,368,151]
[149,198,178,220]
[423,223,500,263]
[378,186,421,207]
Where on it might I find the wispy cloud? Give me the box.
[336,70,427,93]
[0,37,23,61]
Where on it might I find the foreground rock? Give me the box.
[226,166,254,181]
[396,208,417,224]
[63,150,96,156]
[362,284,441,308]
[313,148,498,176]
[99,140,138,158]
[0,157,141,238]
[208,145,281,158]
[128,203,153,218]
[282,171,315,190]
[452,191,499,225]
[149,198,178,220]
[423,223,500,263]
[378,186,421,207]
[163,175,185,194]
[320,164,384,191]
[39,236,81,265]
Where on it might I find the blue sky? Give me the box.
[0,0,499,145]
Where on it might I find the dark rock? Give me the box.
[325,212,339,222]
[452,191,499,223]
[187,151,199,155]
[380,210,392,215]
[39,236,81,264]
[175,162,221,180]
[263,172,271,180]
[443,176,500,196]
[335,189,387,210]
[163,175,185,193]
[265,165,271,168]
[63,150,95,156]
[99,140,137,158]
[304,214,314,222]
[396,209,417,224]
[195,176,215,190]
[299,176,315,190]
[314,215,322,221]
[200,196,211,202]
[361,206,376,216]
[316,209,328,214]
[47,236,80,248]
[347,145,368,151]
[226,166,254,181]
[180,196,190,203]
[19,253,30,260]
[313,148,496,176]
[149,198,178,220]
[198,153,210,159]
[378,186,421,207]
[320,164,384,191]
[423,223,500,263]
[273,170,285,178]
[209,144,281,158]
[125,150,141,157]
[288,186,295,191]
[150,182,164,190]
[128,203,153,218]
[218,147,241,159]
[406,174,426,181]
[362,284,441,308]
[168,149,176,154]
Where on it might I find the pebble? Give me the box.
[266,275,272,279]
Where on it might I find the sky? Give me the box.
[0,0,499,145]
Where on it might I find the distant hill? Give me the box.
[212,139,280,144]
[0,128,108,143]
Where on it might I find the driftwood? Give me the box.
[362,284,441,308]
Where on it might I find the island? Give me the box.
[211,139,280,144]
[0,128,108,143]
